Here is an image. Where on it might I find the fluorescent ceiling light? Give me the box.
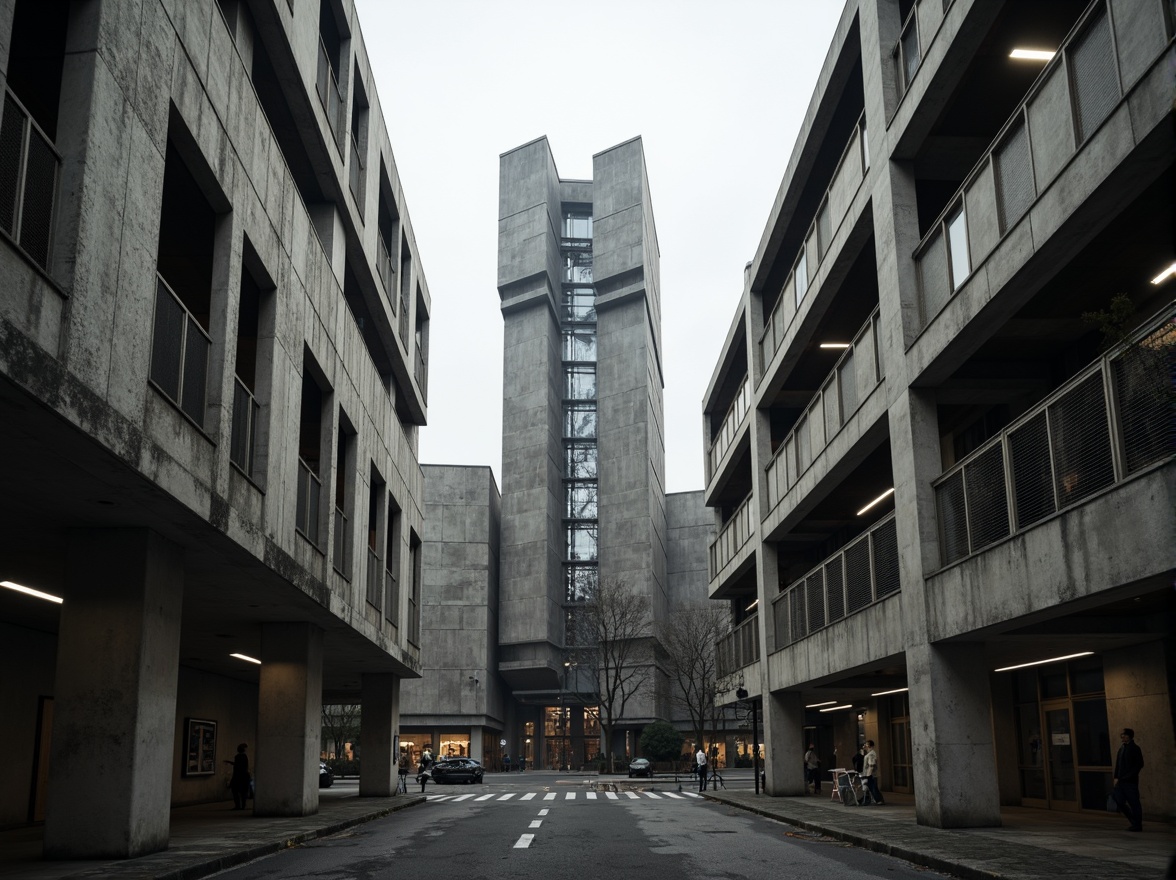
[1,580,63,604]
[994,651,1092,672]
[819,343,850,349]
[1010,48,1055,61]
[856,488,895,516]
[871,687,909,697]
[806,700,837,708]
[746,599,759,611]
[819,704,853,712]
[1150,262,1176,285]
[230,653,261,665]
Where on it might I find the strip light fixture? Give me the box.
[819,704,853,713]
[230,653,262,665]
[857,488,895,516]
[806,700,837,708]
[994,651,1092,672]
[1151,262,1176,285]
[1,579,63,604]
[819,343,850,349]
[746,599,759,612]
[871,687,909,697]
[1009,48,1055,61]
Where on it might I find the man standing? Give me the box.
[695,745,708,792]
[861,740,884,805]
[1113,728,1144,831]
[804,743,821,794]
[504,754,511,773]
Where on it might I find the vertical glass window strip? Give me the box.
[564,403,597,439]
[946,204,970,290]
[566,481,598,519]
[565,441,598,478]
[563,212,592,239]
[563,288,596,321]
[565,564,597,602]
[566,523,598,561]
[901,15,921,88]
[794,251,808,308]
[564,251,593,283]
[817,198,832,259]
[565,364,596,400]
[563,327,596,362]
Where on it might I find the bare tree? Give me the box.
[572,576,652,773]
[321,704,361,762]
[660,602,730,753]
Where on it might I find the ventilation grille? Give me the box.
[1009,412,1055,529]
[1048,372,1114,507]
[1070,11,1119,142]
[995,119,1034,233]
[965,443,1010,551]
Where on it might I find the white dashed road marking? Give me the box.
[529,820,542,828]
[514,834,534,849]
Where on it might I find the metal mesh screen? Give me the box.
[936,470,969,565]
[1049,373,1114,507]
[180,316,209,425]
[306,473,321,545]
[845,537,872,611]
[964,443,1010,551]
[817,199,832,259]
[366,551,382,609]
[1113,337,1175,474]
[856,321,876,391]
[839,349,858,418]
[229,381,252,471]
[806,572,825,632]
[809,401,825,456]
[796,415,811,474]
[19,127,56,268]
[918,232,950,327]
[1070,11,1118,142]
[385,571,398,625]
[1009,411,1056,528]
[825,559,845,622]
[871,517,900,597]
[995,119,1034,233]
[150,283,184,402]
[0,95,23,234]
[823,379,840,437]
[296,465,309,535]
[773,596,788,651]
[789,587,807,644]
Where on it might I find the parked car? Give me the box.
[628,758,652,778]
[430,758,484,784]
[319,762,334,788]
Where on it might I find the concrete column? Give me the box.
[908,642,1000,827]
[469,725,484,763]
[44,529,183,859]
[763,690,805,795]
[359,673,398,797]
[256,622,323,816]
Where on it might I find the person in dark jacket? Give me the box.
[223,743,250,810]
[1113,728,1144,831]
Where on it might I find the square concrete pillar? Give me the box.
[44,529,184,859]
[359,673,398,797]
[764,690,805,795]
[469,725,484,763]
[908,642,1001,827]
[256,622,323,816]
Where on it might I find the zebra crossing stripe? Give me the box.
[452,794,476,801]
[514,834,534,849]
[520,793,536,801]
[499,793,516,800]
[565,792,576,800]
[475,794,494,801]
[586,792,597,799]
[643,792,663,799]
[624,792,639,799]
[543,793,556,801]
[683,792,701,798]
[664,792,685,799]
[605,791,619,800]
[529,820,542,829]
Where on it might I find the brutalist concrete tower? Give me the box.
[496,136,666,746]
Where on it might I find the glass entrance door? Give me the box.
[1043,705,1079,811]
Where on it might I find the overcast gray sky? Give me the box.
[354,0,844,493]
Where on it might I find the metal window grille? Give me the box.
[332,508,348,576]
[316,39,344,145]
[1008,411,1055,529]
[809,400,825,459]
[935,470,969,565]
[384,569,398,625]
[1069,11,1119,142]
[994,119,1034,233]
[1048,372,1115,507]
[871,517,900,597]
[0,90,59,270]
[817,198,832,259]
[789,587,807,644]
[823,377,840,437]
[1112,334,1176,474]
[773,594,789,651]
[856,319,877,392]
[180,321,209,423]
[845,536,873,612]
[964,443,1010,551]
[366,549,382,610]
[296,458,321,546]
[825,558,845,622]
[796,414,811,474]
[230,377,260,477]
[839,349,858,420]
[806,572,825,632]
[150,276,210,426]
[917,231,950,327]
[348,133,364,212]
[377,237,395,301]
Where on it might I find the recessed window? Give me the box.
[562,327,596,362]
[565,364,596,400]
[794,250,809,307]
[946,205,970,290]
[564,403,596,439]
[563,211,592,239]
[566,523,598,561]
[564,251,592,283]
[565,441,597,479]
[563,288,596,322]
[565,481,598,519]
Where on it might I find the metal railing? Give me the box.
[315,38,344,146]
[764,309,883,513]
[934,306,1175,567]
[366,548,382,610]
[398,271,410,347]
[0,87,59,270]
[760,113,868,370]
[892,4,922,97]
[914,0,1160,331]
[772,511,900,650]
[706,377,750,481]
[414,341,427,398]
[377,236,395,305]
[295,457,322,546]
[332,507,349,577]
[407,591,420,646]
[708,494,754,581]
[384,569,398,626]
[149,273,211,427]
[716,614,760,679]
[229,376,260,477]
[348,131,364,213]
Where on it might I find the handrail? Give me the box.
[706,376,750,480]
[708,493,754,581]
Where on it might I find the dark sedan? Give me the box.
[430,758,484,784]
[628,758,652,778]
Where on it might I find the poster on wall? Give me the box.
[183,718,218,777]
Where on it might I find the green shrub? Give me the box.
[639,721,684,762]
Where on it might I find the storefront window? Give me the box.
[439,732,469,759]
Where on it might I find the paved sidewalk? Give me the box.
[703,789,1175,880]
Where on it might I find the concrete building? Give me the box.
[704,0,1174,828]
[0,0,431,858]
[402,139,719,769]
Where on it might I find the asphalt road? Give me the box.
[215,777,943,880]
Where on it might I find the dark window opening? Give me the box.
[5,0,68,139]
[296,366,326,546]
[332,419,355,576]
[348,68,368,214]
[377,165,399,299]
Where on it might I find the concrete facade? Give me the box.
[704,0,1174,829]
[0,0,431,857]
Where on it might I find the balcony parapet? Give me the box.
[716,614,760,679]
[705,376,750,484]
[708,493,754,582]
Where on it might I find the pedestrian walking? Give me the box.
[518,755,525,772]
[397,753,410,793]
[504,754,511,773]
[695,745,708,792]
[852,744,865,775]
[1113,728,1144,831]
[223,743,251,810]
[804,743,821,794]
[861,740,884,805]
